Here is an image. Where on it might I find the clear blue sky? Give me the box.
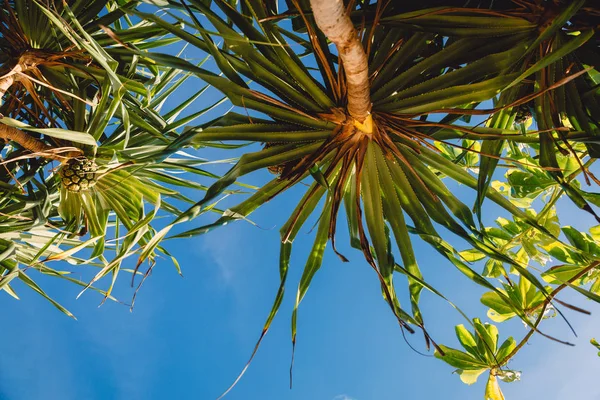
[2,163,599,400]
[2,5,600,399]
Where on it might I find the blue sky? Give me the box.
[2,171,600,400]
[3,4,600,400]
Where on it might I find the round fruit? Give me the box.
[59,157,98,192]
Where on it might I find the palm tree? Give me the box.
[0,0,224,314]
[132,0,600,398]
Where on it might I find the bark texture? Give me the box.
[0,123,81,161]
[310,0,371,121]
[0,122,83,163]
[0,123,52,154]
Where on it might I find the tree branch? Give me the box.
[309,0,371,122]
[0,123,79,161]
[0,123,51,153]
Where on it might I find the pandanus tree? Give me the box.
[0,0,222,313]
[3,0,600,398]
[126,0,600,398]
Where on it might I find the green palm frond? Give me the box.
[2,1,600,398]
[130,1,600,395]
[0,0,227,314]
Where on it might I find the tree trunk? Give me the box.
[0,123,69,160]
[309,0,371,122]
[0,123,51,153]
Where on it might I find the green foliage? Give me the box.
[122,1,600,397]
[0,0,222,313]
[2,0,600,399]
[435,319,519,399]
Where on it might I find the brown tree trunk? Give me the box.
[309,0,371,123]
[0,123,52,154]
[0,123,79,161]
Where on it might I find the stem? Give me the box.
[497,307,543,367]
[309,0,371,121]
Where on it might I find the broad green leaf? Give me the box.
[496,337,517,364]
[455,324,480,359]
[434,345,489,370]
[459,249,486,263]
[457,368,487,385]
[481,291,516,322]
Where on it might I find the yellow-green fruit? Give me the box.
[59,157,98,192]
